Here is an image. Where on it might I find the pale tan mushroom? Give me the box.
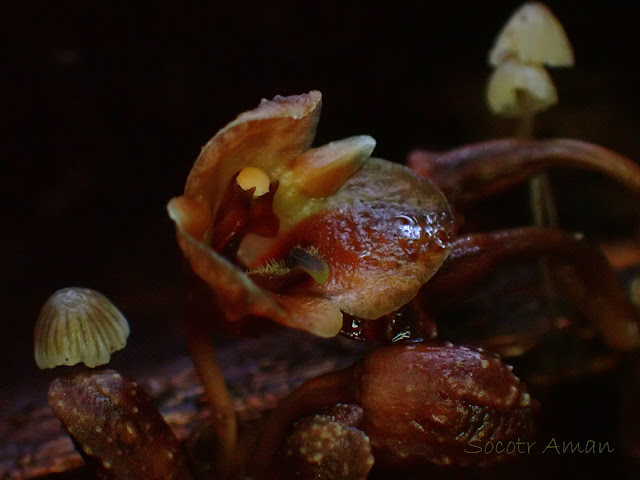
[486,60,558,117]
[34,287,130,369]
[489,2,574,67]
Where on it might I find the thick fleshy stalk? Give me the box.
[419,226,640,350]
[408,138,640,206]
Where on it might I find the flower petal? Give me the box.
[183,91,322,213]
[174,226,286,320]
[249,159,456,319]
[174,226,342,337]
[275,294,343,338]
[167,196,211,240]
[289,135,376,198]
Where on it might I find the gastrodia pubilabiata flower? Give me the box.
[34,287,130,369]
[167,92,455,337]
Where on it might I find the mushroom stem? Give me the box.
[251,367,354,479]
[516,110,561,325]
[515,111,535,139]
[515,108,559,228]
[529,170,562,326]
[529,172,558,226]
[183,314,237,479]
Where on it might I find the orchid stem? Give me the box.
[184,316,237,479]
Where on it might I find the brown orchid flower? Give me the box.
[168,91,455,338]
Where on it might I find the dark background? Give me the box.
[2,0,639,418]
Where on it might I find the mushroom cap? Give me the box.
[489,2,574,67]
[34,287,130,369]
[486,61,558,117]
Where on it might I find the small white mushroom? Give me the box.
[34,287,130,369]
[486,60,558,117]
[489,2,574,67]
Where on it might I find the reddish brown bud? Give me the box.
[276,412,374,480]
[48,370,193,480]
[353,344,538,466]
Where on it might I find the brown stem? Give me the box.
[407,138,640,206]
[419,226,640,351]
[516,114,562,326]
[529,173,559,227]
[515,113,535,140]
[183,314,237,479]
[528,172,561,326]
[251,367,354,479]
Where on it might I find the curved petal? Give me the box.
[275,294,343,337]
[184,91,322,213]
[248,159,456,319]
[167,196,211,240]
[172,226,342,337]
[289,135,376,198]
[174,226,284,317]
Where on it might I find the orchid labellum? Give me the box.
[168,91,455,338]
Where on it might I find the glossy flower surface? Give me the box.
[168,92,454,337]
